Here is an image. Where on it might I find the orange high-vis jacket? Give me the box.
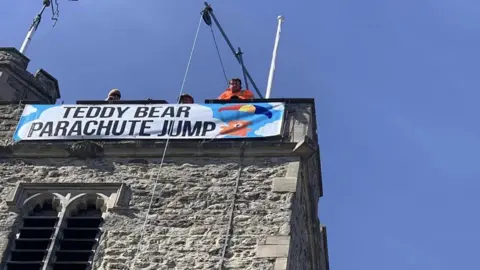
[217,89,254,100]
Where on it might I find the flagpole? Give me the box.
[265,15,285,99]
[19,1,50,55]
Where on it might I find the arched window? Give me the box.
[6,197,60,270]
[51,196,104,270]
[3,183,131,270]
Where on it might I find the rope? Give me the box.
[128,14,203,270]
[209,25,229,86]
[219,142,246,268]
[51,0,59,26]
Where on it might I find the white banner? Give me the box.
[13,103,286,141]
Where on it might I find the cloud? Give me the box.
[268,102,285,111]
[21,105,37,117]
[254,120,282,137]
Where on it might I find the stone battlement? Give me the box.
[0,48,60,104]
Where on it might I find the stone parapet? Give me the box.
[1,139,315,159]
[0,47,60,104]
[0,48,29,69]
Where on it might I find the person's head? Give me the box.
[107,88,121,101]
[179,94,194,104]
[229,78,242,92]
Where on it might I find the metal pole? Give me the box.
[19,3,49,55]
[204,3,236,59]
[203,2,263,98]
[265,15,285,99]
[236,47,249,90]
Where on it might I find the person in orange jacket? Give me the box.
[217,78,254,100]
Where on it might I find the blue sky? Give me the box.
[1,0,479,269]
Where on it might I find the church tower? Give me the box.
[0,46,329,270]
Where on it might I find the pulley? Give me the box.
[202,4,212,26]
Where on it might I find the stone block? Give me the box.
[285,160,300,178]
[256,244,289,258]
[34,69,61,102]
[266,236,290,245]
[272,177,297,192]
[274,258,288,270]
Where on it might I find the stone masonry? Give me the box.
[0,99,329,270]
[0,48,60,104]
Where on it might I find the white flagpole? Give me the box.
[20,3,49,55]
[265,15,285,99]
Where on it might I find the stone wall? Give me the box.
[0,156,300,269]
[286,152,328,270]
[0,105,22,146]
[0,100,328,270]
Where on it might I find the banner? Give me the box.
[13,103,285,142]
